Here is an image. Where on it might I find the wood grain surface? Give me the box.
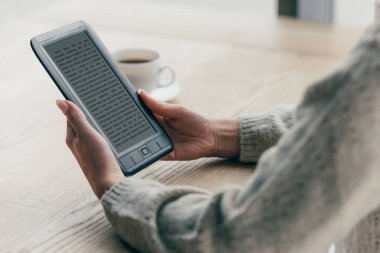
[0,0,365,252]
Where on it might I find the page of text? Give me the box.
[45,32,156,153]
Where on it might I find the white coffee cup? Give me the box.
[113,49,175,92]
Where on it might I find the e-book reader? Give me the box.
[31,21,173,175]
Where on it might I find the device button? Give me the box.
[139,146,151,158]
[120,155,135,170]
[147,140,160,154]
[141,148,149,155]
[156,136,169,148]
[129,150,144,164]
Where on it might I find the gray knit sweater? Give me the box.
[101,24,380,253]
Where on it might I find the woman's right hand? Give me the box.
[139,90,239,161]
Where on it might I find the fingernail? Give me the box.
[56,100,69,113]
[137,89,145,95]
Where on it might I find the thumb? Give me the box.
[56,100,91,136]
[138,89,182,118]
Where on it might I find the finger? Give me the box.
[161,151,175,161]
[56,100,91,136]
[153,113,178,138]
[153,113,166,126]
[56,99,69,114]
[138,89,183,118]
[161,155,170,161]
[66,120,76,148]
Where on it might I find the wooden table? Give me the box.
[0,0,365,252]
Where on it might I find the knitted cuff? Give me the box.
[239,114,269,162]
[101,178,169,253]
[239,106,295,163]
[101,178,208,253]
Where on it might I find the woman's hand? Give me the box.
[139,90,240,160]
[55,92,239,198]
[56,100,124,199]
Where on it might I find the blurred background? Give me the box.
[1,0,376,27]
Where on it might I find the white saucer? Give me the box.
[150,82,181,102]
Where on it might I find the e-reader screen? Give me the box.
[44,31,156,153]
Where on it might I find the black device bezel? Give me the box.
[30,20,173,176]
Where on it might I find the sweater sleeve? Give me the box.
[239,105,296,162]
[335,206,380,253]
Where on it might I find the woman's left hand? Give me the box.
[56,100,124,199]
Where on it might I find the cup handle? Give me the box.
[158,65,175,87]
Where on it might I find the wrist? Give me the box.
[210,119,240,158]
[96,166,124,199]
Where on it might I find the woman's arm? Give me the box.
[55,98,307,253]
[54,95,294,198]
[55,94,296,252]
[138,90,241,160]
[139,90,295,162]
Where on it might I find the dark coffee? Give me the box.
[119,58,151,64]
